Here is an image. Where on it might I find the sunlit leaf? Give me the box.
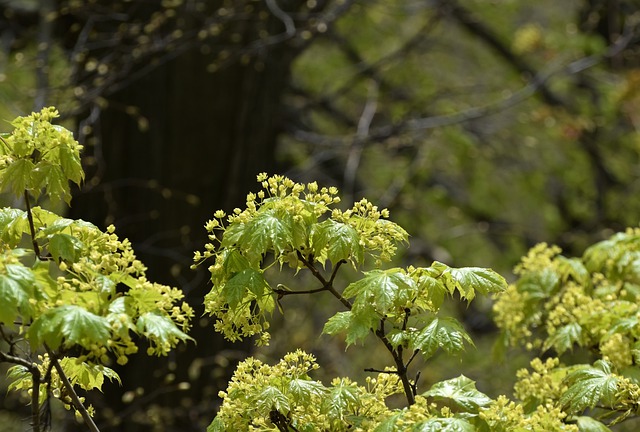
[255,385,290,413]
[29,305,110,350]
[343,269,415,313]
[445,265,507,301]
[221,268,270,308]
[60,357,121,391]
[288,378,327,403]
[136,312,193,346]
[413,417,476,432]
[311,219,363,265]
[423,375,492,413]
[543,322,583,355]
[240,210,294,257]
[0,208,28,246]
[0,158,35,197]
[322,381,360,420]
[411,316,474,358]
[575,416,612,432]
[48,233,84,263]
[560,361,621,414]
[0,264,35,323]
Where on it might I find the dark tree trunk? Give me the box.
[68,33,295,432]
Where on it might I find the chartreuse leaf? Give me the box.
[343,269,416,313]
[322,380,360,419]
[328,303,379,347]
[413,417,475,432]
[411,316,474,358]
[255,386,291,413]
[560,360,621,414]
[373,413,403,432]
[0,263,36,323]
[221,268,270,308]
[240,209,294,258]
[58,144,84,185]
[437,262,507,301]
[288,378,327,403]
[207,417,225,432]
[48,233,85,262]
[311,219,363,265]
[416,271,448,311]
[29,305,110,350]
[0,158,35,197]
[323,311,351,336]
[543,322,583,355]
[423,375,492,413]
[59,357,121,391]
[575,416,612,432]
[136,312,193,345]
[0,208,29,246]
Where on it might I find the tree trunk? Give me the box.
[69,33,295,432]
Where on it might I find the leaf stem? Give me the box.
[297,252,352,310]
[23,191,44,260]
[374,320,415,405]
[45,346,101,432]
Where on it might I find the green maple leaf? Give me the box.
[343,269,416,313]
[59,357,121,391]
[411,316,474,358]
[221,268,270,308]
[136,312,193,346]
[29,305,110,350]
[560,360,621,414]
[322,381,360,420]
[254,385,291,413]
[311,219,363,265]
[445,265,507,301]
[0,264,35,323]
[543,322,583,355]
[48,233,85,262]
[0,208,29,246]
[57,144,84,185]
[423,375,492,413]
[0,158,35,197]
[240,210,294,258]
[288,378,327,404]
[574,416,612,432]
[413,417,476,432]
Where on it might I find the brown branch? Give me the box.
[296,252,352,310]
[0,350,42,432]
[23,191,43,260]
[45,347,101,432]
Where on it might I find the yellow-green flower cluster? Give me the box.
[332,198,408,265]
[600,333,633,370]
[544,282,604,337]
[492,284,536,347]
[514,357,568,406]
[213,350,400,431]
[514,243,562,275]
[480,395,577,431]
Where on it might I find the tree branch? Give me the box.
[45,347,101,432]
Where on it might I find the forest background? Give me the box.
[0,0,639,430]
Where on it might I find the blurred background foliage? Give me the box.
[1,0,640,430]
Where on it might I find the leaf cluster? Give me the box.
[0,108,193,425]
[494,230,640,427]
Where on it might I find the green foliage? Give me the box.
[494,232,640,427]
[0,107,83,204]
[0,108,193,429]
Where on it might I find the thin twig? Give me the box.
[0,351,42,431]
[24,191,42,258]
[45,347,101,432]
